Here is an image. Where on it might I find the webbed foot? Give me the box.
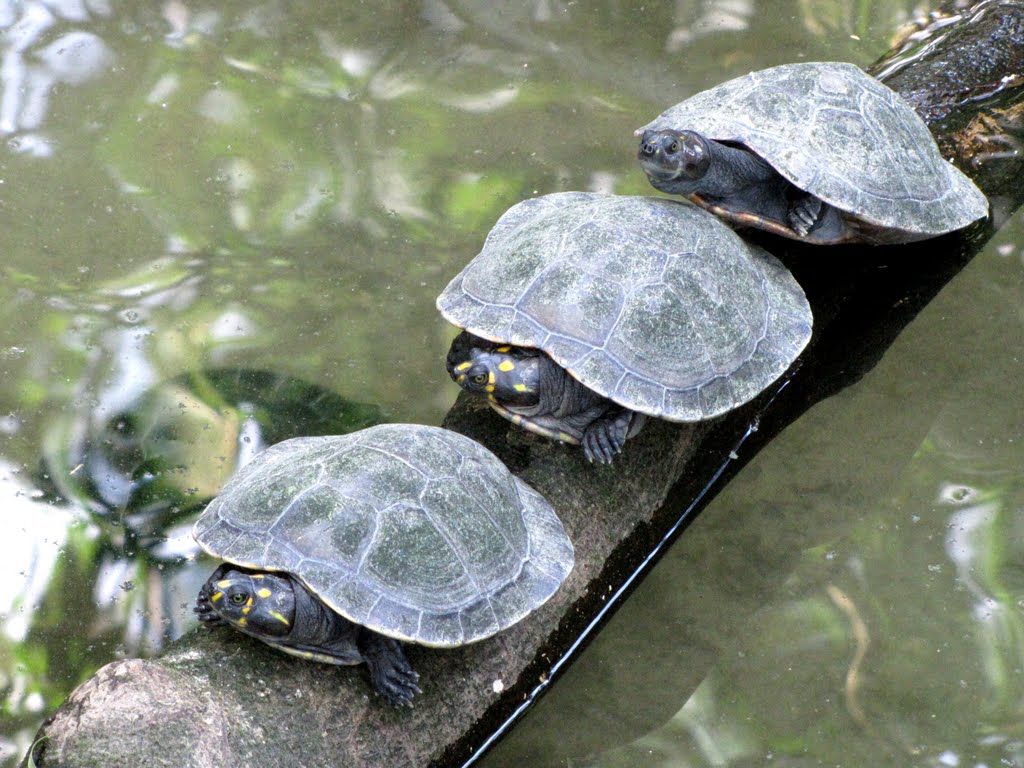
[360,632,421,707]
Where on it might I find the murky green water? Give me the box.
[1,2,1020,766]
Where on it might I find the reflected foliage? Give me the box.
[2,368,378,762]
[41,367,380,541]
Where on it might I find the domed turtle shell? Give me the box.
[636,61,988,242]
[192,423,573,647]
[436,192,812,421]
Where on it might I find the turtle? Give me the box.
[436,191,813,464]
[192,423,574,706]
[635,61,989,245]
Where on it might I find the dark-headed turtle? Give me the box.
[636,61,988,244]
[193,423,573,706]
[436,192,812,463]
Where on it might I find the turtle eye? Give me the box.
[668,140,680,153]
[472,373,488,385]
[230,592,248,605]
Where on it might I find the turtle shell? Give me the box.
[636,61,988,241]
[436,192,812,421]
[192,423,573,647]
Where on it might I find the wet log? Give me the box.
[28,3,1024,767]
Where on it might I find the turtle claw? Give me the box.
[361,633,421,707]
[371,660,420,708]
[194,565,230,626]
[582,428,618,465]
[582,408,635,464]
[788,194,824,236]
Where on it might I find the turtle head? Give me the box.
[446,331,541,407]
[637,129,711,184]
[196,565,296,639]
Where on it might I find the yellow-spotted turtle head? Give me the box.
[445,331,541,408]
[196,564,295,639]
[637,129,711,185]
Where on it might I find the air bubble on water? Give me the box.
[938,483,978,505]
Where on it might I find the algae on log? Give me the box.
[29,3,1024,767]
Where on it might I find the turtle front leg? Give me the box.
[357,629,421,707]
[787,192,826,236]
[581,406,642,464]
[194,563,234,626]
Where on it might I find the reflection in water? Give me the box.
[0,2,114,155]
[663,0,753,51]
[38,362,382,639]
[1,359,382,761]
[0,462,73,643]
[0,241,382,760]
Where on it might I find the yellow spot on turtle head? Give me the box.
[487,371,495,384]
[487,394,497,402]
[455,361,472,372]
[485,384,495,393]
[257,588,272,598]
[242,597,254,615]
[498,360,515,372]
[456,374,466,384]
[251,574,265,579]
[269,610,290,626]
[237,617,248,627]
[513,383,529,392]
[496,345,511,352]
[216,579,232,589]
[210,591,224,603]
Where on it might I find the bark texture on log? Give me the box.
[28,3,1024,767]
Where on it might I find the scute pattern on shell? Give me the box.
[192,424,574,647]
[637,61,988,236]
[437,192,812,421]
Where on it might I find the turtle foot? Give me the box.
[194,564,231,626]
[788,194,824,236]
[582,407,635,464]
[361,633,421,707]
